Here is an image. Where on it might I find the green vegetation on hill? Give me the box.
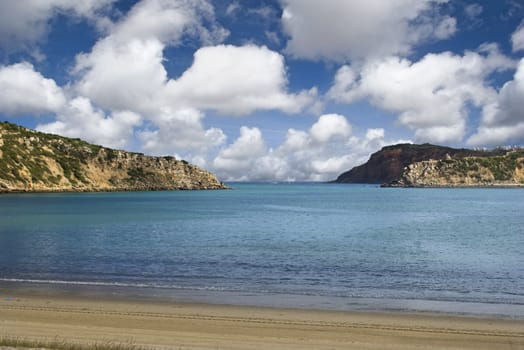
[0,122,100,186]
[0,121,228,192]
[427,151,524,184]
[335,142,524,187]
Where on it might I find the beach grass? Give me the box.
[0,336,150,350]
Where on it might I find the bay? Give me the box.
[1,183,523,317]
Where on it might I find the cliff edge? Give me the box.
[0,121,228,192]
[334,143,524,187]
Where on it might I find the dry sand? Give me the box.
[1,294,523,349]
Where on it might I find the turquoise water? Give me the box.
[1,183,523,316]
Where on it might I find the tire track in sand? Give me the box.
[2,304,524,339]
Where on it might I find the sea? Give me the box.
[1,183,523,318]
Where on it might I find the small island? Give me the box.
[0,121,228,192]
[334,143,524,187]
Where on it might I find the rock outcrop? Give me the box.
[334,143,524,187]
[334,143,502,184]
[0,121,228,192]
[389,152,524,187]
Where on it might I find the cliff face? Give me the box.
[0,122,228,192]
[334,143,502,184]
[391,152,524,187]
[334,143,524,187]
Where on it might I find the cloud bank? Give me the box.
[280,0,456,62]
[328,45,515,143]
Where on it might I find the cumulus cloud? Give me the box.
[0,62,66,115]
[138,108,226,163]
[0,62,141,149]
[166,44,316,115]
[70,0,314,164]
[212,114,398,181]
[309,114,351,143]
[512,22,524,52]
[74,37,168,114]
[0,0,115,53]
[468,58,524,146]
[73,0,229,114]
[61,0,237,155]
[279,0,456,62]
[110,0,228,46]
[328,46,515,143]
[37,97,141,149]
[213,126,269,181]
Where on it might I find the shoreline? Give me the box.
[1,290,523,350]
[381,183,524,188]
[0,185,230,194]
[3,280,524,320]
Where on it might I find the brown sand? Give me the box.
[1,294,523,349]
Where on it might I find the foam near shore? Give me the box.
[1,292,523,350]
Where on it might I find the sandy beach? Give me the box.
[1,293,523,350]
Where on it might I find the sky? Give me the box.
[0,0,523,181]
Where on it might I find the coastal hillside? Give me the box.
[0,121,228,192]
[334,143,524,187]
[390,152,524,187]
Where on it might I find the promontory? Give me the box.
[334,143,524,187]
[0,121,228,192]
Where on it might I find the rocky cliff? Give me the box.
[334,143,524,187]
[0,121,228,192]
[334,143,501,184]
[390,152,524,187]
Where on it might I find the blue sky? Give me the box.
[0,0,523,181]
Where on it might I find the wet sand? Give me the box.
[1,293,523,349]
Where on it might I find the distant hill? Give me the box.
[334,143,524,187]
[0,121,228,192]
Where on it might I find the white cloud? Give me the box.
[468,58,524,146]
[279,0,456,62]
[36,97,141,149]
[73,0,229,115]
[0,0,115,53]
[365,128,385,140]
[213,126,268,180]
[309,114,351,143]
[328,46,515,143]
[110,0,228,46]
[138,108,226,159]
[74,37,168,114]
[468,124,524,147]
[512,22,524,52]
[211,115,399,182]
[68,0,315,166]
[66,0,235,158]
[166,44,316,115]
[0,62,66,115]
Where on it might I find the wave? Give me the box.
[0,277,272,294]
[2,277,524,306]
[0,278,154,288]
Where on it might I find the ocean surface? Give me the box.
[1,183,524,317]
